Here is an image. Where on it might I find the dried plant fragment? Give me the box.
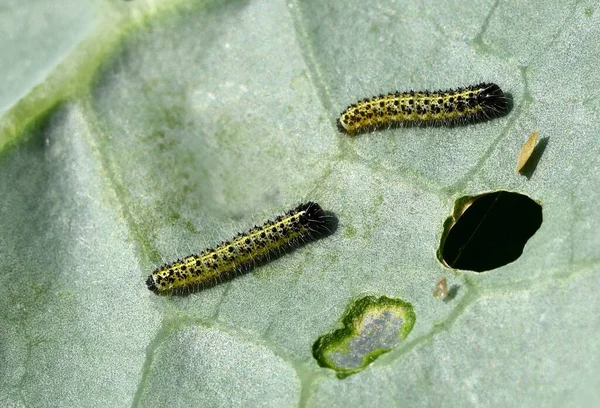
[516,130,539,173]
[433,277,449,300]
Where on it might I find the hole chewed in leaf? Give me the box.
[312,295,415,378]
[439,191,542,272]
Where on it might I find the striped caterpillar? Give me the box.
[337,83,508,135]
[146,202,330,294]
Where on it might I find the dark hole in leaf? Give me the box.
[441,191,542,272]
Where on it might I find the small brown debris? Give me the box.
[516,130,539,173]
[433,277,448,300]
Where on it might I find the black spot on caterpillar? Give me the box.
[146,202,334,294]
[337,83,509,135]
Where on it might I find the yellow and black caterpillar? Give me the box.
[337,83,508,135]
[146,202,329,294]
